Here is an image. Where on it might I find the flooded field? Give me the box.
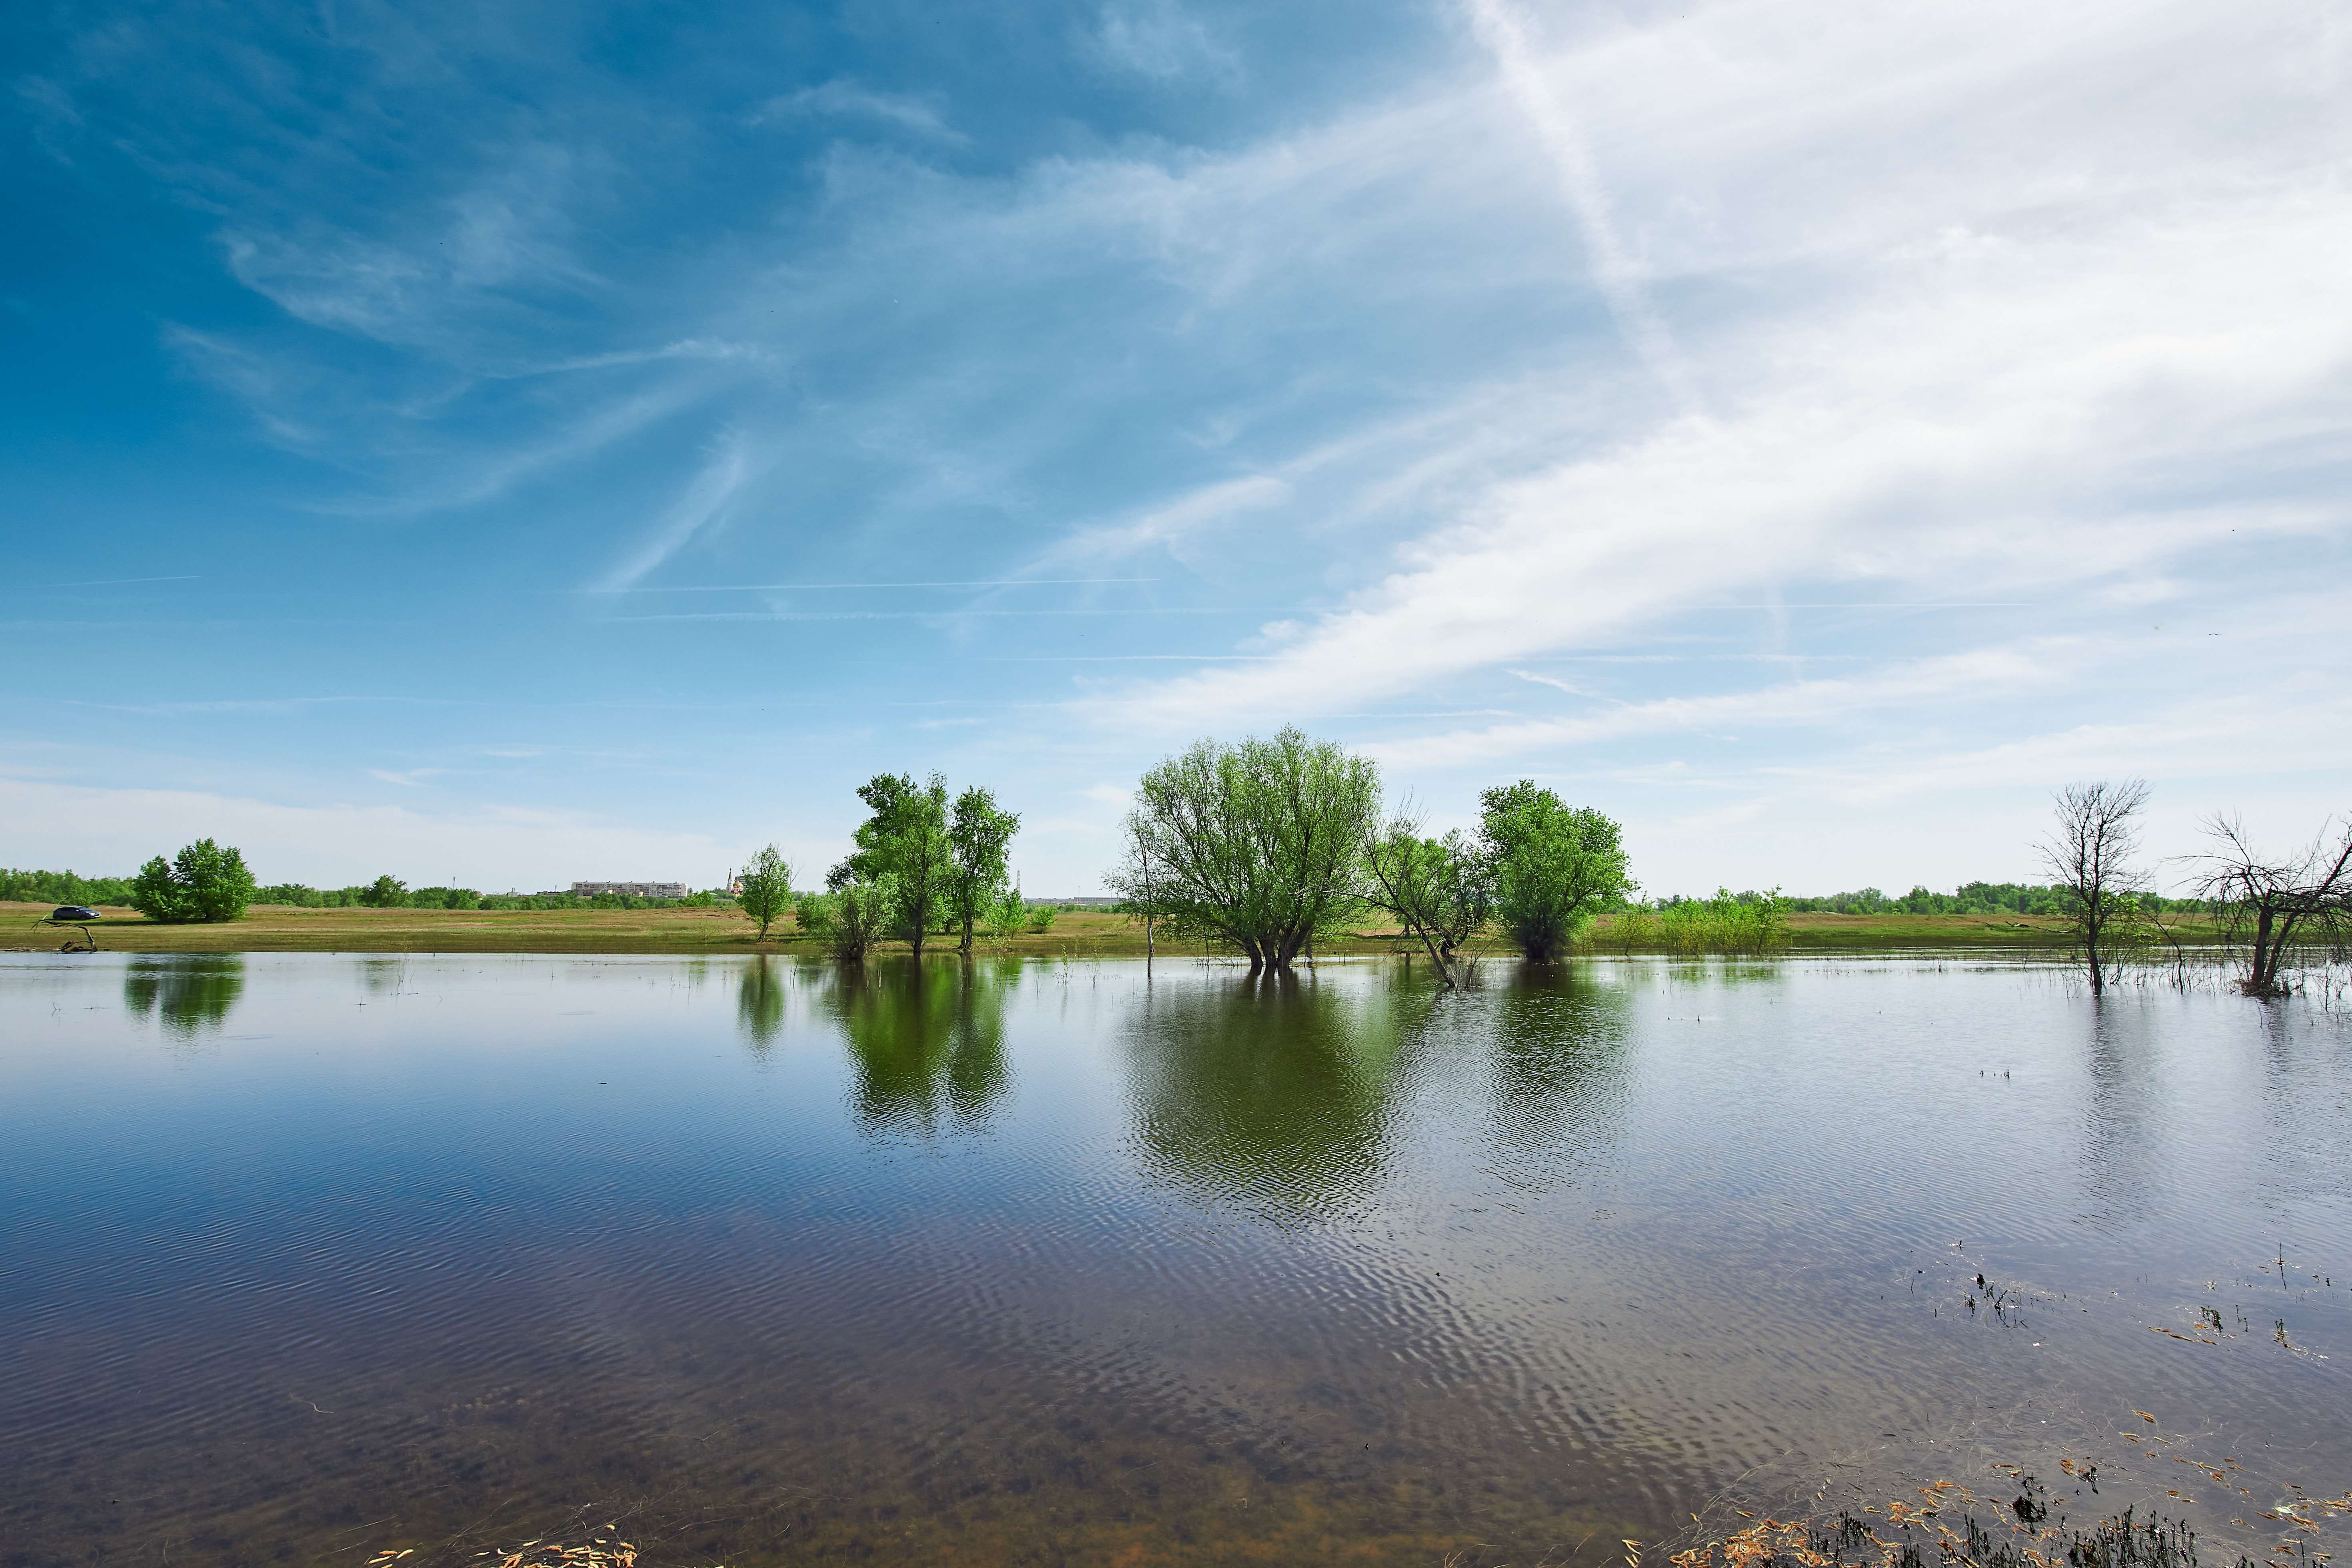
[2,952,2346,1566]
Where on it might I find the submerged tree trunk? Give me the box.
[2250,906,2282,995]
[1412,923,1457,989]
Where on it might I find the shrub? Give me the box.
[799,881,888,961]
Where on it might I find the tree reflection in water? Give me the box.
[122,956,246,1037]
[1121,967,1423,1222]
[820,958,1013,1137]
[736,954,787,1050]
[1481,965,1635,1192]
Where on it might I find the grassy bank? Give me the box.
[2,900,2225,957]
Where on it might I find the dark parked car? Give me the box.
[50,906,100,922]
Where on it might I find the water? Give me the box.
[2,952,2348,1566]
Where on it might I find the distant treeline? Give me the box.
[1775,882,2222,916]
[4,868,137,906]
[2,868,723,913]
[4,868,2219,919]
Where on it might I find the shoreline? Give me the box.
[3,900,2214,957]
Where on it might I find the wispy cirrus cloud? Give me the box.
[10,0,2348,895]
[751,80,965,143]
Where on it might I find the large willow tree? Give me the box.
[1111,727,1379,972]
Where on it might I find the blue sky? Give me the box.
[6,0,2348,896]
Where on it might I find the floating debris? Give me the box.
[369,1529,666,1568]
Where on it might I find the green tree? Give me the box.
[1361,816,1492,987]
[1107,727,1380,972]
[359,874,408,908]
[736,843,793,941]
[837,772,955,960]
[947,785,1021,955]
[128,839,257,924]
[1479,781,1632,962]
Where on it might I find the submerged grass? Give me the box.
[1667,1506,2243,1568]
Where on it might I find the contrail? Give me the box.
[1462,0,1699,413]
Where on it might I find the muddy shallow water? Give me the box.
[2,952,2346,1566]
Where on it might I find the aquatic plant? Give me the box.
[1651,889,1791,956]
[1667,1504,2248,1568]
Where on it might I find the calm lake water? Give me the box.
[2,952,2348,1567]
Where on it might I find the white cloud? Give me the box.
[597,431,765,590]
[1059,0,2352,735]
[752,81,966,144]
[1462,0,1695,407]
[1368,639,2080,771]
[1092,0,1237,83]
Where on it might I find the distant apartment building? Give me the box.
[571,880,689,899]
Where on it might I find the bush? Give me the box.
[981,889,1027,947]
[1025,903,1058,934]
[128,839,257,924]
[799,881,888,961]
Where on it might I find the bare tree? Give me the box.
[2186,813,2352,996]
[2037,779,2151,993]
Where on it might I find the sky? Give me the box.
[5,0,2349,898]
